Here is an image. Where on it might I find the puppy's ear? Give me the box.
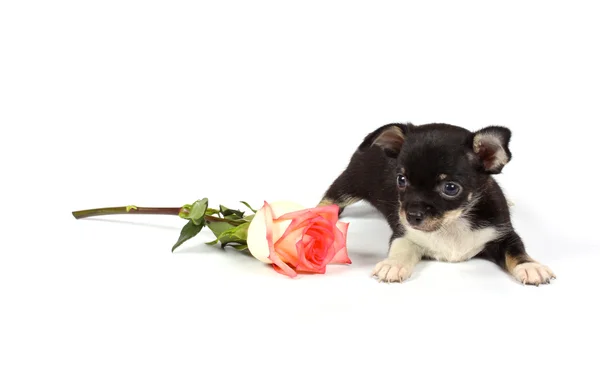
[359,123,412,158]
[471,126,512,174]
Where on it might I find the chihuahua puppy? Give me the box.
[319,122,555,285]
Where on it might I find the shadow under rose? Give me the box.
[344,249,384,267]
[81,217,181,231]
[174,241,254,258]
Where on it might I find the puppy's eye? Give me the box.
[442,182,461,197]
[397,174,407,188]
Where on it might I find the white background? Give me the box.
[2,1,599,374]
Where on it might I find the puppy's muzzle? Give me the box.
[406,210,425,226]
[402,203,440,232]
[406,202,433,226]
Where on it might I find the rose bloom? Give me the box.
[246,201,351,277]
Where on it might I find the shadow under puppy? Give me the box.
[319,123,555,286]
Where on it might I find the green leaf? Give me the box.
[179,198,209,221]
[241,214,255,222]
[219,204,244,219]
[206,220,236,239]
[205,208,219,216]
[208,222,251,250]
[219,222,250,241]
[240,201,258,213]
[221,242,248,250]
[179,204,192,219]
[190,198,208,225]
[232,221,250,239]
[216,232,242,247]
[172,219,204,252]
[205,238,218,245]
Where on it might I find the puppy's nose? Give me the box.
[407,210,424,225]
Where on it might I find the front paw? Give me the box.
[512,262,556,286]
[372,259,413,283]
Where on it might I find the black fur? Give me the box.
[321,122,553,284]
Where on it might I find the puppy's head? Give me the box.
[364,123,512,232]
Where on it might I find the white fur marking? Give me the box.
[404,217,501,262]
[371,238,421,283]
[512,262,556,285]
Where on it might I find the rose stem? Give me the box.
[71,206,240,224]
[72,206,181,219]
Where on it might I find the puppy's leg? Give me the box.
[372,236,422,283]
[318,170,362,215]
[481,231,556,286]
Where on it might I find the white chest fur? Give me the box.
[404,218,500,262]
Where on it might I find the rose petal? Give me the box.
[263,201,297,278]
[272,226,302,267]
[276,204,339,226]
[305,221,335,262]
[259,203,349,276]
[248,201,303,264]
[295,264,327,274]
[294,238,319,273]
[295,235,327,274]
[273,210,317,233]
[294,217,337,272]
[272,264,298,277]
[311,204,341,226]
[331,221,352,264]
[331,249,352,264]
[272,212,323,265]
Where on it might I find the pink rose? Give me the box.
[247,201,351,278]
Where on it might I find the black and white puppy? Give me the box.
[319,123,555,285]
